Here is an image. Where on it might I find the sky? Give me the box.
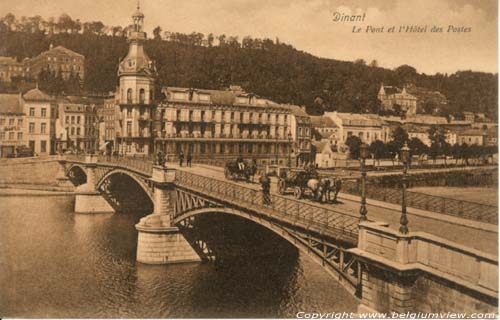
[1,0,498,75]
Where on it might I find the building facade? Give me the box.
[0,57,30,83]
[156,87,311,166]
[23,87,58,155]
[28,44,85,81]
[115,6,156,155]
[55,96,99,152]
[325,112,387,147]
[0,93,25,157]
[378,85,417,115]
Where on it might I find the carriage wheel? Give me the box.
[293,186,303,199]
[278,179,286,194]
[224,167,231,179]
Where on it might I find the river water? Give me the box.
[0,194,358,318]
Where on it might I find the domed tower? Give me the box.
[117,3,156,155]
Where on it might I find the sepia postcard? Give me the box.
[0,0,498,318]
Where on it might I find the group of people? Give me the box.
[178,151,192,167]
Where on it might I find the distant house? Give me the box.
[378,84,417,115]
[456,129,487,146]
[28,44,85,81]
[378,83,447,115]
[312,140,345,168]
[310,115,339,142]
[0,93,25,157]
[325,111,388,147]
[0,57,30,83]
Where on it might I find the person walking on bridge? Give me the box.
[187,153,192,167]
[179,151,184,167]
[259,174,271,205]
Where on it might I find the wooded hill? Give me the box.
[0,14,497,119]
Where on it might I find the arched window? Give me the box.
[127,89,133,104]
[139,89,145,104]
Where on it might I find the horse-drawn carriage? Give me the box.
[224,159,257,182]
[277,166,342,202]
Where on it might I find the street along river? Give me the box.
[0,194,358,318]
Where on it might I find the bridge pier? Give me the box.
[135,165,201,264]
[74,154,114,214]
[350,222,498,314]
[56,156,75,191]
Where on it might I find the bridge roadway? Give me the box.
[173,163,498,256]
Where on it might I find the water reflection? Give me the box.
[0,195,358,318]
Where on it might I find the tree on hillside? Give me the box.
[369,140,387,167]
[345,135,362,159]
[153,26,162,40]
[408,137,428,156]
[390,126,408,150]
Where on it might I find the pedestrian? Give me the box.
[259,174,271,205]
[179,151,184,167]
[187,153,192,167]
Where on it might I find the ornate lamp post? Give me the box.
[359,142,369,221]
[275,133,279,165]
[399,142,410,234]
[287,131,293,168]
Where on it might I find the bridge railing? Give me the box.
[342,180,498,225]
[95,155,154,176]
[174,170,360,242]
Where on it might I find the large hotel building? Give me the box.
[114,6,312,166]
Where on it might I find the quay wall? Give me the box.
[0,158,61,187]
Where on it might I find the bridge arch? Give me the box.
[173,207,361,296]
[95,169,154,214]
[67,164,87,186]
[95,168,153,202]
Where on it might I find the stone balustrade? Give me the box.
[351,221,498,313]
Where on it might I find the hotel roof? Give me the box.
[0,93,23,114]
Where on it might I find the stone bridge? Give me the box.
[57,154,498,315]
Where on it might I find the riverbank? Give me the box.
[0,186,74,196]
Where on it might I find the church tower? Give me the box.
[117,3,156,155]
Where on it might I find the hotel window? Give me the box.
[29,108,35,116]
[41,123,46,134]
[41,108,46,117]
[77,128,81,136]
[0,132,4,140]
[139,89,145,104]
[71,116,75,124]
[201,111,206,121]
[18,119,23,127]
[9,132,14,140]
[127,108,132,118]
[0,118,4,125]
[71,127,75,135]
[77,116,81,124]
[231,112,235,121]
[9,118,14,126]
[127,121,132,136]
[127,89,133,104]
[41,141,47,153]
[29,123,35,133]
[17,132,22,140]
[212,111,216,121]
[66,116,69,124]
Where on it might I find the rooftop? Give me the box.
[0,93,23,114]
[23,87,52,102]
[310,115,337,128]
[41,45,84,58]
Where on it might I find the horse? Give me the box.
[320,177,342,203]
[306,178,324,202]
